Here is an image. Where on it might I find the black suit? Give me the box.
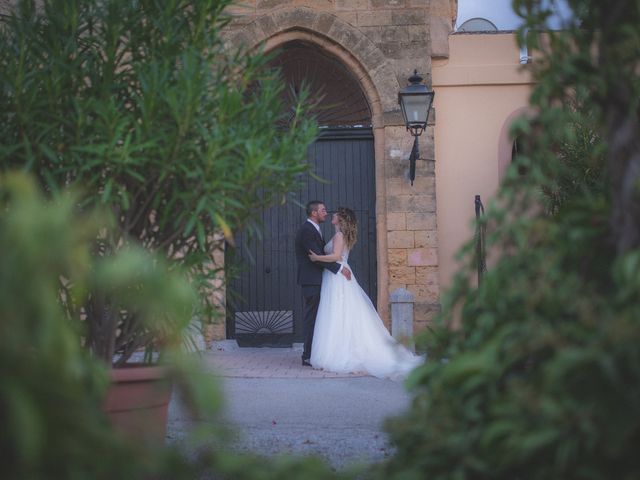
[295,220,341,361]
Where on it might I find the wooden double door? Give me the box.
[227,127,376,346]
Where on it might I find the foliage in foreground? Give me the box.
[380,1,640,479]
[0,172,349,479]
[0,2,349,478]
[1,173,166,479]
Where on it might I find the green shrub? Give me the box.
[0,173,345,479]
[380,1,640,479]
[0,172,170,478]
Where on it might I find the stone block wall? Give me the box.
[224,0,435,108]
[384,124,440,330]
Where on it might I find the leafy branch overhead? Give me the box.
[1,0,316,251]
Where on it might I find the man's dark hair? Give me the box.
[306,200,324,217]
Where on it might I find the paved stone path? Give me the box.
[204,341,367,379]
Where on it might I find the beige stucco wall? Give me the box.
[433,33,534,292]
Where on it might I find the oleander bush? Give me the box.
[0,0,318,364]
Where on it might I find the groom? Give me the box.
[295,200,351,366]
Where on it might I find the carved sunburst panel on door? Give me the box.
[268,40,372,128]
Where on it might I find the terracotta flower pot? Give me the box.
[104,365,172,443]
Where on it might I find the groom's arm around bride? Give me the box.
[294,203,351,286]
[294,219,352,291]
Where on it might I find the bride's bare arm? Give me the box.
[309,233,345,263]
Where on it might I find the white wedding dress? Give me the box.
[310,238,424,379]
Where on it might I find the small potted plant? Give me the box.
[0,171,203,464]
[72,247,198,441]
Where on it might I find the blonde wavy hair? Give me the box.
[336,207,357,249]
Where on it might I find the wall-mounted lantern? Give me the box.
[398,70,435,185]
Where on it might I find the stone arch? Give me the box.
[224,6,401,127]
[224,7,396,320]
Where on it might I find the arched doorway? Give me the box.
[227,40,377,347]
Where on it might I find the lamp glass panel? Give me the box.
[402,94,429,126]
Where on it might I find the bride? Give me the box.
[308,207,423,379]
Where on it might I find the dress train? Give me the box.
[310,241,423,379]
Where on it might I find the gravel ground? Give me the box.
[166,348,414,470]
